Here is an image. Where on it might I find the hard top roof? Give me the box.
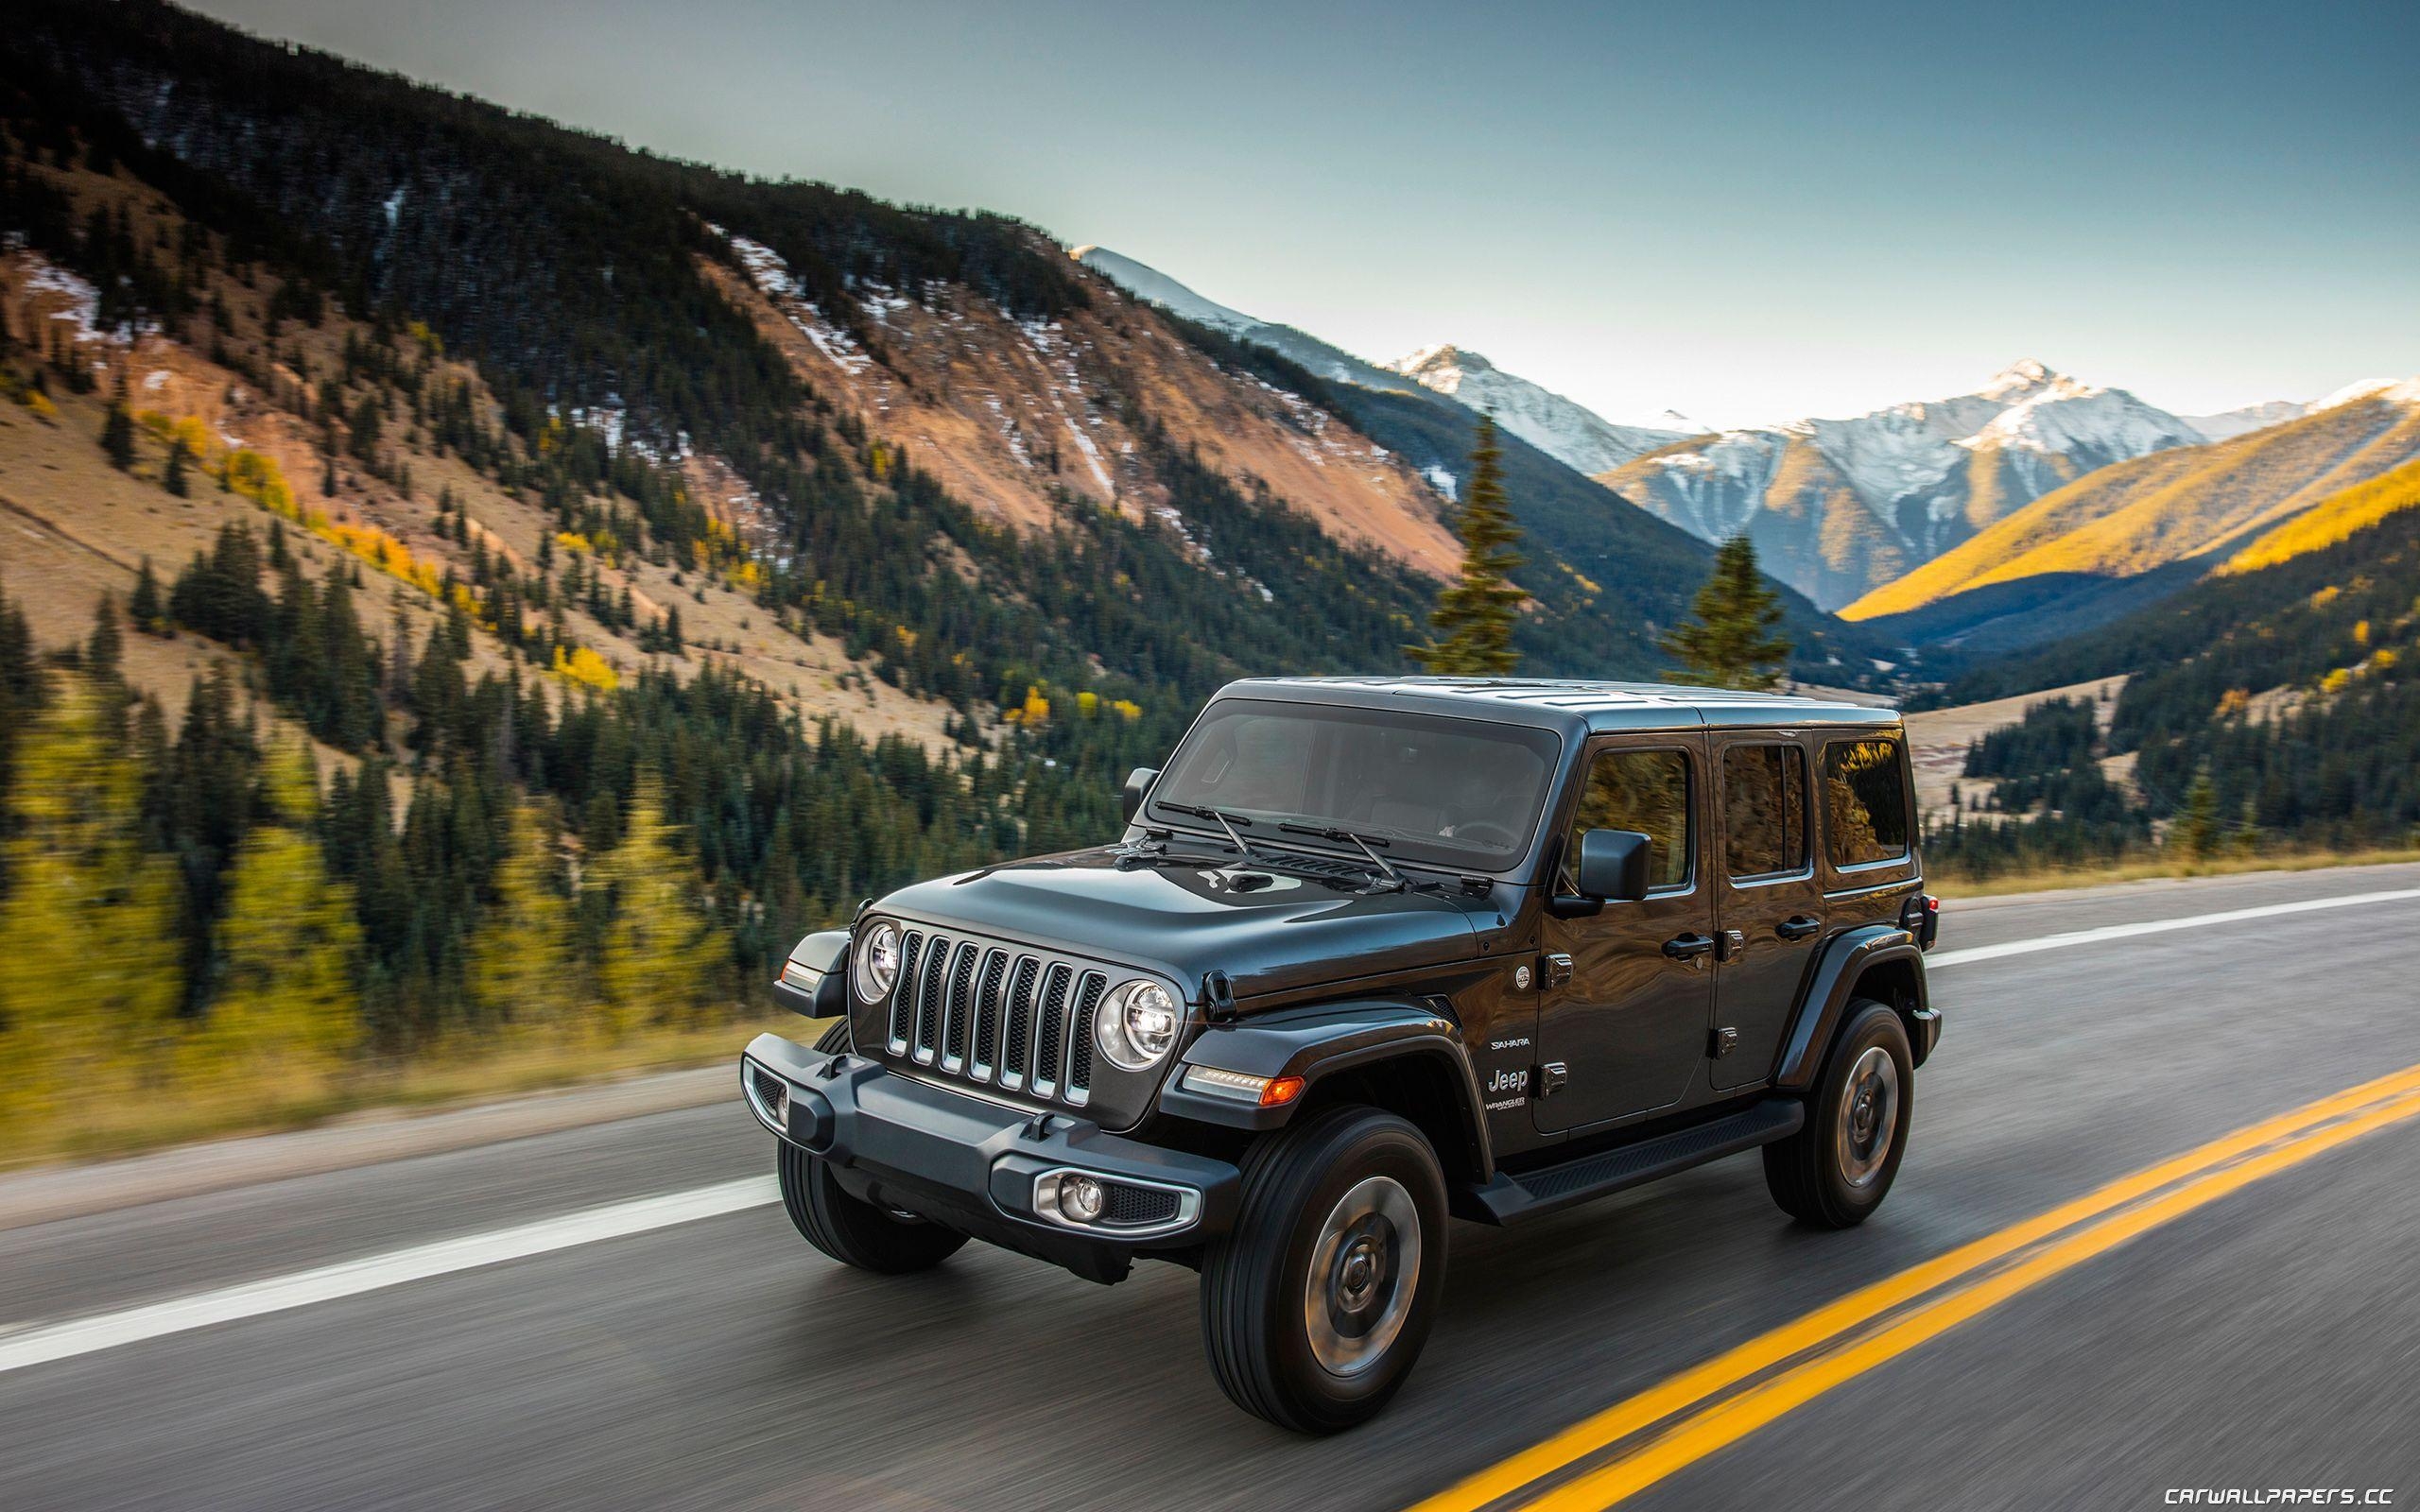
[1212,676,1900,735]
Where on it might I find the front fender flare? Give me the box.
[1160,1000,1492,1178]
[1772,924,1930,1091]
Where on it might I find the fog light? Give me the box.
[1057,1174,1105,1224]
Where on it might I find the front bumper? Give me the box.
[741,1033,1241,1280]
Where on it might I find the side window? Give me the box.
[1822,737,1910,868]
[1566,747,1692,891]
[1723,744,1807,878]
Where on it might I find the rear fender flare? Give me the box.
[1773,925,1930,1091]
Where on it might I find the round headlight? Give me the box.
[853,920,901,1002]
[1096,980,1181,1071]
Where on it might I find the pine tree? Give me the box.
[182,739,361,1091]
[129,557,165,635]
[163,434,191,496]
[470,804,583,1030]
[85,592,124,681]
[101,382,137,471]
[1409,415,1524,676]
[0,678,183,1146]
[593,776,723,1034]
[1662,535,1791,690]
[2174,765,2221,861]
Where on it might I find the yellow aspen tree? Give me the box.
[594,777,724,1034]
[182,739,361,1094]
[0,678,182,1146]
[470,803,584,1033]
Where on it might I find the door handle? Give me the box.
[1662,932,1716,962]
[1776,916,1822,941]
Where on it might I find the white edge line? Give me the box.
[0,1176,777,1376]
[1927,887,2420,968]
[9,885,2420,1377]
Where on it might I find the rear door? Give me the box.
[1532,736,1717,1133]
[1708,735,1824,1090]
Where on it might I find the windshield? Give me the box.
[1147,699,1561,869]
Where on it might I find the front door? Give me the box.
[1708,735,1824,1090]
[1533,738,1717,1134]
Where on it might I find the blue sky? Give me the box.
[189,0,2419,428]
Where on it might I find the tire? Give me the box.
[775,1022,967,1274]
[1764,999,1913,1228]
[1200,1106,1448,1434]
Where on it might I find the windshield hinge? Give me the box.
[1202,970,1239,1023]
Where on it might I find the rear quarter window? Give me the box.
[1822,736,1910,868]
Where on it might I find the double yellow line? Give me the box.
[1412,1062,2420,1512]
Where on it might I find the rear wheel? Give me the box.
[1200,1107,1447,1434]
[776,1022,966,1274]
[1764,999,1912,1228]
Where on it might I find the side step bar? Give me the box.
[1456,1099,1804,1225]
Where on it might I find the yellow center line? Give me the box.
[1527,1087,2420,1510]
[1409,1062,2420,1512]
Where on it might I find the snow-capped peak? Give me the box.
[1977,357,2065,402]
[2311,376,2420,413]
[1386,344,1691,474]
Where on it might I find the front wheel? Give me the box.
[1200,1107,1447,1434]
[776,1022,966,1274]
[1764,999,1913,1228]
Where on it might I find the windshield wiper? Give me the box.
[1157,800,1258,856]
[1278,823,1405,889]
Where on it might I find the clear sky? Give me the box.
[186,0,2419,429]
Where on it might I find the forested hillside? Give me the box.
[1923,467,2420,878]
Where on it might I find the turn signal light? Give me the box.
[1259,1075,1305,1108]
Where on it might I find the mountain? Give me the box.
[1599,361,2208,610]
[1844,383,2420,657]
[1071,246,1882,679]
[2185,399,2308,442]
[1386,344,1695,475]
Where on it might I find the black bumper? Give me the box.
[741,1033,1241,1281]
[1909,1005,1942,1067]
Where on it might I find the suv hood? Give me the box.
[873,846,1484,1003]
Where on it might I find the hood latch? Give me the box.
[1202,969,1239,1023]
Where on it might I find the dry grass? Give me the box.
[1932,847,2420,900]
[8,1011,813,1171]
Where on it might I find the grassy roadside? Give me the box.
[6,1011,821,1173]
[1931,847,2420,900]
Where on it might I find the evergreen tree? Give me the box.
[593,777,723,1034]
[129,558,165,635]
[163,433,191,496]
[2173,764,2221,861]
[101,382,136,471]
[0,678,183,1144]
[85,592,123,682]
[1662,534,1791,690]
[1409,415,1524,676]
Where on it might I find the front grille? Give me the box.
[882,930,1108,1109]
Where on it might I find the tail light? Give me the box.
[1900,893,1941,951]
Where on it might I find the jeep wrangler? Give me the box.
[742,678,1940,1432]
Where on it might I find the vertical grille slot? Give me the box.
[912,934,951,1063]
[887,932,925,1052]
[969,949,1010,1081]
[1000,956,1041,1091]
[941,942,980,1071]
[1065,971,1108,1106]
[1031,963,1074,1096]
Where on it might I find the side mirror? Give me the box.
[1577,829,1653,902]
[781,930,853,1018]
[1122,766,1161,825]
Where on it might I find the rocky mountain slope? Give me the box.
[1600,361,2209,610]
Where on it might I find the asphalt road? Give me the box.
[5,864,2419,1511]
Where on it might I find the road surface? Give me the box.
[5,865,2418,1510]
